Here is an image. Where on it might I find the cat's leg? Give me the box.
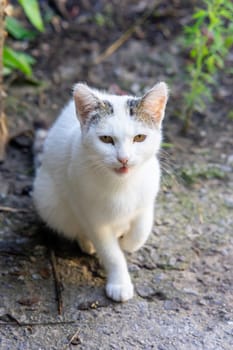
[34,169,82,242]
[120,207,154,253]
[91,229,133,302]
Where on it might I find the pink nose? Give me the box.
[117,157,128,165]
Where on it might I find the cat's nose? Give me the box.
[117,157,129,165]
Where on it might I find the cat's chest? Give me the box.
[91,186,141,216]
[105,191,138,215]
[67,163,158,227]
[70,178,146,222]
[90,190,140,232]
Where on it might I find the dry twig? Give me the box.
[94,1,159,65]
[63,328,81,350]
[0,206,28,213]
[0,319,75,327]
[50,249,64,315]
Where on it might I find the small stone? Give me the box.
[29,256,36,263]
[18,296,39,306]
[131,83,140,94]
[136,284,155,299]
[31,273,41,280]
[128,264,140,272]
[18,275,25,281]
[71,336,81,346]
[200,130,207,137]
[0,175,9,199]
[163,300,179,311]
[224,198,233,209]
[197,299,207,306]
[227,154,233,166]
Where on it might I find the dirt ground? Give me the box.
[0,1,233,349]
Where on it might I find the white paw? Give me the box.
[78,238,96,255]
[106,281,134,302]
[120,235,142,253]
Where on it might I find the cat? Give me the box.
[33,82,168,302]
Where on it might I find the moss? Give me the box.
[180,165,226,186]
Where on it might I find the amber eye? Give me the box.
[99,136,114,145]
[133,134,147,142]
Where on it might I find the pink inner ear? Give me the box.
[73,84,98,125]
[143,96,167,124]
[140,94,167,124]
[138,82,168,125]
[75,95,95,119]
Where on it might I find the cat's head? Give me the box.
[73,83,168,176]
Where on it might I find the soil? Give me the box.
[0,1,233,349]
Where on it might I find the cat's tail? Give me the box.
[33,121,48,169]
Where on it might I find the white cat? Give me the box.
[33,82,168,302]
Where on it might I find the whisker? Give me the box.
[159,149,182,189]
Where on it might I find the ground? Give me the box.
[0,1,233,349]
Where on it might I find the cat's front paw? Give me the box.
[78,237,96,255]
[106,281,134,302]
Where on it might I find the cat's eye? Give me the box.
[133,134,147,143]
[99,135,114,145]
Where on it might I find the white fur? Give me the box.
[33,83,168,302]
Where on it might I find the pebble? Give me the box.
[29,256,37,263]
[197,299,208,306]
[0,307,6,316]
[128,264,140,272]
[182,288,199,296]
[153,273,166,283]
[163,300,179,311]
[16,174,28,181]
[0,175,9,198]
[31,273,41,280]
[227,154,233,166]
[17,275,25,281]
[130,83,141,94]
[224,198,233,209]
[136,284,155,299]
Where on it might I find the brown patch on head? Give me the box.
[136,82,168,127]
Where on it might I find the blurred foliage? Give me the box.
[18,0,44,32]
[180,165,225,186]
[4,0,44,77]
[182,0,233,131]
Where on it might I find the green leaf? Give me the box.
[214,54,224,68]
[227,110,233,120]
[193,9,207,20]
[201,45,209,58]
[219,8,233,20]
[5,16,36,40]
[18,0,44,32]
[3,66,12,76]
[225,1,233,13]
[205,55,215,73]
[190,48,197,58]
[3,46,33,76]
[162,142,173,149]
[94,13,106,27]
[224,36,233,49]
[18,51,36,66]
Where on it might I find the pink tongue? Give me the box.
[118,166,129,174]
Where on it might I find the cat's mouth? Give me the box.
[114,166,129,175]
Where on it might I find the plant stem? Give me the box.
[0,0,9,161]
[183,38,205,133]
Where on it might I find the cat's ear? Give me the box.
[73,83,99,126]
[139,82,168,126]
